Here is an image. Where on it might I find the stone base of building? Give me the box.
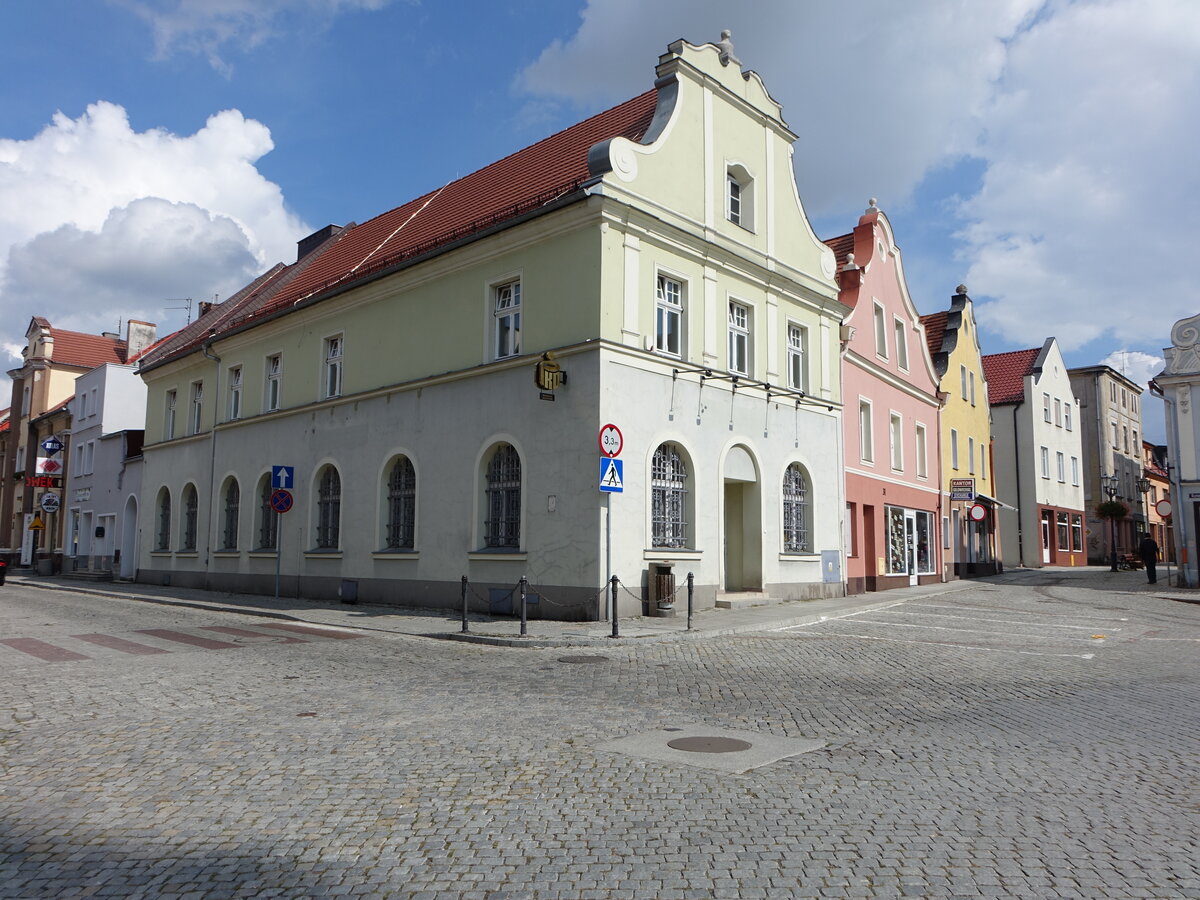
[956,561,1003,577]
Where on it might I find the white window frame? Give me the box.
[889,412,903,471]
[786,322,807,392]
[873,302,888,359]
[1041,446,1050,479]
[189,381,203,435]
[968,436,975,475]
[859,400,874,464]
[961,365,968,400]
[323,335,344,399]
[165,389,177,440]
[265,354,282,412]
[1043,393,1052,422]
[84,440,95,475]
[1054,398,1062,426]
[1057,451,1065,483]
[725,164,754,231]
[728,299,751,376]
[893,317,908,370]
[980,443,987,480]
[655,273,684,357]
[493,280,522,360]
[1065,403,1072,431]
[950,428,959,470]
[969,371,976,407]
[228,365,243,421]
[915,423,928,479]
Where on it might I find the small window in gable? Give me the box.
[725,165,754,231]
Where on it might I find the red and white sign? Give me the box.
[598,423,623,458]
[968,503,988,522]
[35,457,62,475]
[1155,498,1173,518]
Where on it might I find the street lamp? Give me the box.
[1101,473,1120,572]
[1137,475,1152,542]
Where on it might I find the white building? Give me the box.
[984,338,1088,567]
[135,36,849,618]
[1154,313,1200,586]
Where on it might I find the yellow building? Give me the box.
[921,288,1001,576]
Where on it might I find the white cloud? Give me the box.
[0,101,308,333]
[113,0,394,72]
[1099,350,1164,393]
[518,0,1200,362]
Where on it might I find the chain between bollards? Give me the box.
[610,575,619,639]
[461,575,469,633]
[687,571,694,630]
[519,575,528,637]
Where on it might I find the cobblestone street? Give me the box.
[1,568,1196,899]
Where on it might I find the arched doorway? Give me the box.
[722,445,762,591]
[119,495,139,580]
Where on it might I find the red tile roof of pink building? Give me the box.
[982,348,1041,405]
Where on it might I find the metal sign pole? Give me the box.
[275,521,282,602]
[605,492,612,621]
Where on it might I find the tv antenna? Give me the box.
[164,298,193,325]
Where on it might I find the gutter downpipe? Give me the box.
[1013,403,1024,566]
[202,340,221,589]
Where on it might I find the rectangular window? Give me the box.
[889,413,903,471]
[726,174,741,226]
[1054,398,1062,426]
[73,444,82,477]
[1112,421,1119,447]
[968,436,975,475]
[980,443,987,479]
[969,371,976,406]
[1041,446,1049,478]
[1121,388,1127,409]
[323,335,343,399]
[951,429,959,470]
[1064,403,1072,431]
[893,317,908,370]
[787,323,807,392]
[165,390,177,439]
[655,274,683,357]
[265,354,282,412]
[915,423,927,478]
[728,301,750,375]
[859,401,873,463]
[84,440,95,475]
[15,444,25,473]
[1057,451,1065,482]
[1133,429,1139,450]
[1057,511,1070,550]
[1123,426,1130,454]
[1043,393,1051,422]
[845,503,857,557]
[1071,514,1083,552]
[494,280,521,359]
[874,303,887,358]
[227,366,242,420]
[90,387,98,418]
[961,365,968,400]
[189,382,203,435]
[1071,456,1079,485]
[78,392,88,419]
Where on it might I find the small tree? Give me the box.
[1096,500,1129,521]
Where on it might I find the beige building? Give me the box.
[135,36,850,618]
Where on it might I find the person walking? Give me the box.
[1138,534,1160,584]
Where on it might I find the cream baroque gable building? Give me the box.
[135,36,849,618]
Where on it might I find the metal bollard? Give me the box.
[610,575,620,639]
[461,575,469,633]
[687,571,694,631]
[519,576,528,637]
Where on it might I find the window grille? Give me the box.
[386,457,416,549]
[258,477,278,550]
[156,490,171,551]
[222,480,240,550]
[651,443,688,548]
[484,445,521,548]
[182,485,198,551]
[316,466,341,549]
[783,463,810,553]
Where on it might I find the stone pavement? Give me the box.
[10,564,1196,647]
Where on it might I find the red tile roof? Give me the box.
[44,328,127,368]
[825,233,854,269]
[237,90,659,326]
[981,348,1041,405]
[919,311,948,359]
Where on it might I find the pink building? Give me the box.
[829,202,943,593]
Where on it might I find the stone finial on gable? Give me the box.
[716,29,742,68]
[956,284,968,295]
[865,197,879,215]
[842,252,859,272]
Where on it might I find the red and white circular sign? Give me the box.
[1155,498,1173,518]
[598,423,623,458]
[968,503,988,522]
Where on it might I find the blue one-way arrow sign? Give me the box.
[272,465,295,489]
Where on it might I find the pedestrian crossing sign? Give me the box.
[599,457,624,493]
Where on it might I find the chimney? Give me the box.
[125,320,157,360]
[297,224,343,262]
[197,301,215,317]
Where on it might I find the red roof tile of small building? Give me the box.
[824,233,854,270]
[45,329,127,368]
[919,311,948,358]
[982,348,1041,405]
[238,89,659,325]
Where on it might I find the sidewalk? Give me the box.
[10,574,982,648]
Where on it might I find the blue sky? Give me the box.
[2,0,1197,441]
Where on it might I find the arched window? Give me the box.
[181,484,198,551]
[484,444,521,549]
[651,442,688,548]
[316,466,341,549]
[155,488,171,551]
[385,456,416,550]
[783,463,811,553]
[222,478,240,550]
[256,475,278,550]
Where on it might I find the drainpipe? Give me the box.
[202,340,221,584]
[1012,403,1024,566]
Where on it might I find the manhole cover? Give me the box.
[667,736,753,753]
[558,655,609,664]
